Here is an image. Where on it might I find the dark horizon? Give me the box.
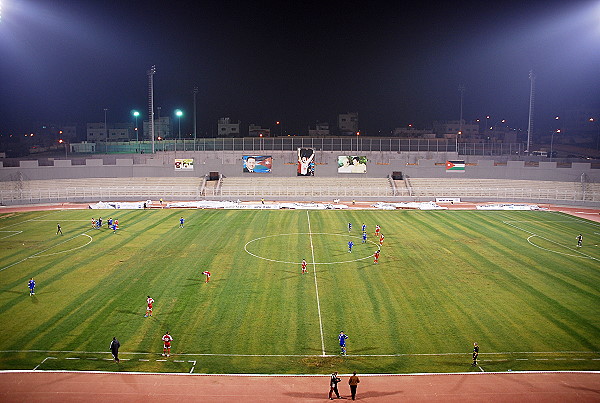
[1,0,599,137]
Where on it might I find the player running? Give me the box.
[56,223,62,235]
[301,259,307,274]
[348,222,352,232]
[162,332,173,357]
[202,271,211,283]
[362,232,367,243]
[374,249,380,264]
[576,234,583,247]
[145,296,154,317]
[379,233,385,246]
[375,225,381,237]
[28,278,36,296]
[362,223,366,233]
[348,240,354,253]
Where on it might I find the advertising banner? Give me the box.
[174,158,194,170]
[242,155,272,173]
[297,148,315,176]
[337,156,367,173]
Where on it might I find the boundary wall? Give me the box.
[1,151,598,182]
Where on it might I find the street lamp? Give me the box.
[175,109,183,152]
[132,110,140,147]
[551,129,560,161]
[58,139,67,158]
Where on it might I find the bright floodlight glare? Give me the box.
[132,111,140,117]
[175,109,183,117]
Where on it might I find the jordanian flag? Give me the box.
[446,160,465,172]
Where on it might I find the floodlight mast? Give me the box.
[458,85,465,136]
[147,65,156,154]
[527,70,535,154]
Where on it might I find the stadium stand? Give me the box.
[0,177,203,203]
[219,177,394,197]
[406,178,598,201]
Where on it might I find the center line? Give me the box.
[306,211,326,356]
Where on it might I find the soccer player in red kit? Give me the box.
[162,331,173,357]
[145,296,154,317]
[375,225,381,237]
[202,271,211,283]
[374,249,380,264]
[379,233,385,246]
[301,259,307,274]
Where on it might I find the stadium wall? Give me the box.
[0,151,598,182]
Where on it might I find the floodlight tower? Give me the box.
[193,86,198,148]
[458,85,465,136]
[526,70,536,154]
[147,65,156,153]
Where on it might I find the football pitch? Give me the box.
[0,208,598,374]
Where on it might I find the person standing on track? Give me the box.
[348,371,360,400]
[472,342,479,366]
[110,337,120,363]
[329,371,342,400]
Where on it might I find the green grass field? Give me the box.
[0,208,599,374]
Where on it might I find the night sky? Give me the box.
[1,0,599,136]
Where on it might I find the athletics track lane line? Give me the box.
[306,211,326,356]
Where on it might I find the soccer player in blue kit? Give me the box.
[362,232,367,243]
[28,278,35,296]
[362,223,366,233]
[179,217,185,228]
[348,241,354,253]
[339,331,348,355]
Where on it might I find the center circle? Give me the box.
[244,232,380,264]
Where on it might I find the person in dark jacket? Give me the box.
[110,337,121,363]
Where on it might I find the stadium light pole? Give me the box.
[132,110,140,147]
[175,109,183,152]
[193,86,198,150]
[104,108,109,142]
[550,129,560,161]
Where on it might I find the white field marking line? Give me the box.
[29,233,93,258]
[0,211,56,231]
[306,211,326,357]
[548,210,600,228]
[526,235,598,261]
[31,219,89,222]
[33,356,56,370]
[245,232,379,264]
[0,232,94,273]
[478,366,484,372]
[189,360,196,373]
[2,349,598,357]
[0,230,22,240]
[503,220,599,261]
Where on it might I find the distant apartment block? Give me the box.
[338,112,358,135]
[218,118,241,137]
